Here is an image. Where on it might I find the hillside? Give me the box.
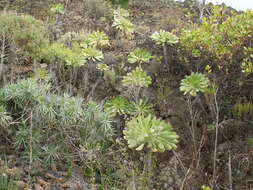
[0,0,253,189]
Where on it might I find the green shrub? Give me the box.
[234,103,253,119]
[180,8,253,60]
[0,12,48,59]
[40,42,85,66]
[0,78,49,111]
[0,106,12,128]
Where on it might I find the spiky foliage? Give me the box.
[13,122,42,150]
[124,115,179,152]
[84,31,110,48]
[81,101,113,149]
[151,30,179,46]
[42,145,60,165]
[180,72,209,96]
[0,106,12,128]
[128,48,153,64]
[129,99,154,117]
[122,67,152,88]
[82,47,103,62]
[0,175,18,190]
[234,103,253,118]
[0,79,49,111]
[105,96,132,117]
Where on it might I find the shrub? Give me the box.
[180,8,253,60]
[0,78,49,111]
[0,12,48,59]
[0,106,12,128]
[40,42,85,66]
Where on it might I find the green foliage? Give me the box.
[180,9,253,60]
[112,8,134,36]
[81,101,114,149]
[0,106,12,128]
[234,103,253,118]
[50,3,65,14]
[124,115,179,152]
[180,72,210,96]
[42,145,60,165]
[0,78,49,111]
[40,42,85,66]
[246,137,253,147]
[201,185,212,190]
[0,12,48,59]
[13,122,42,151]
[241,47,253,74]
[122,67,152,88]
[82,47,104,62]
[97,63,110,71]
[105,96,132,117]
[129,99,154,117]
[0,175,18,190]
[128,48,153,64]
[84,31,110,48]
[151,30,179,46]
[110,0,129,8]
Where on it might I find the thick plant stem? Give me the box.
[212,89,219,189]
[0,33,6,85]
[28,110,33,182]
[163,45,169,72]
[143,149,152,188]
[187,95,197,155]
[228,150,233,190]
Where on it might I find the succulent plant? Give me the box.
[112,8,135,36]
[122,67,152,88]
[151,30,179,46]
[180,72,210,96]
[129,99,154,117]
[82,47,103,62]
[84,31,110,48]
[128,48,153,64]
[124,115,179,152]
[105,96,131,117]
